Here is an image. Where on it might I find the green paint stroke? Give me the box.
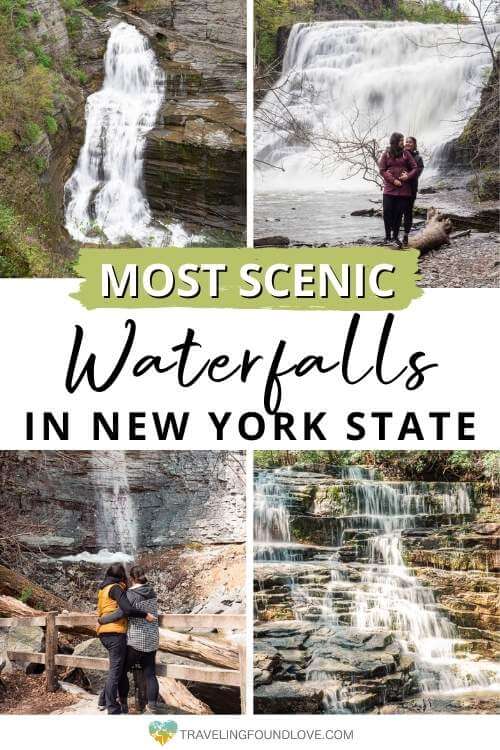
[72,246,422,311]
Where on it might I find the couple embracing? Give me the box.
[96,563,161,715]
[379,132,425,248]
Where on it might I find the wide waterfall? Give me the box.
[255,20,495,193]
[65,22,187,247]
[254,466,500,713]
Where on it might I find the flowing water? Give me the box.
[254,466,500,712]
[89,451,138,554]
[65,22,192,247]
[254,19,497,242]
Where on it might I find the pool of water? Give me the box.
[254,190,384,245]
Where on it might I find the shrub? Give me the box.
[30,10,41,24]
[0,131,15,154]
[24,120,42,144]
[33,45,53,69]
[66,13,82,36]
[33,155,47,173]
[45,114,58,135]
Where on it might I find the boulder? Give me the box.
[71,638,108,694]
[6,624,44,672]
[254,681,329,713]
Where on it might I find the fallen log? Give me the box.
[0,564,66,612]
[408,207,453,252]
[158,677,213,715]
[158,628,239,670]
[0,595,42,619]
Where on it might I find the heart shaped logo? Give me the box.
[149,721,178,745]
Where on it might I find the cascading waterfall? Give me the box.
[254,466,500,712]
[255,20,496,192]
[349,479,498,694]
[65,22,190,247]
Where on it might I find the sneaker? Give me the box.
[381,237,391,245]
[119,703,129,715]
[402,234,409,247]
[393,238,403,249]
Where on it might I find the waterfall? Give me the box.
[91,451,138,555]
[254,466,500,712]
[255,20,496,192]
[65,22,175,247]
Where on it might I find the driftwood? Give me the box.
[408,207,453,252]
[158,628,239,670]
[158,677,213,715]
[0,564,66,612]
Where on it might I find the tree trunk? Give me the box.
[158,628,239,670]
[0,564,66,612]
[0,594,42,618]
[158,677,213,714]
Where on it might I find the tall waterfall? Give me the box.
[89,451,138,556]
[64,22,168,247]
[254,466,500,712]
[255,20,496,192]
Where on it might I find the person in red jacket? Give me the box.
[379,132,418,248]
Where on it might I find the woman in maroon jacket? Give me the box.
[379,132,418,248]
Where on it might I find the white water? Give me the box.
[89,451,138,554]
[60,548,134,564]
[65,22,192,247]
[255,20,496,192]
[254,467,500,710]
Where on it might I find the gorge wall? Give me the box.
[0,450,245,554]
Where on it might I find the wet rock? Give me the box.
[17,535,77,555]
[254,236,290,247]
[254,681,328,713]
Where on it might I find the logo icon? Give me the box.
[149,720,178,745]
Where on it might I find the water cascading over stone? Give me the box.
[64,22,166,246]
[254,466,500,713]
[255,20,496,192]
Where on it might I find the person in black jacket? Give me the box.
[100,565,161,713]
[96,563,156,715]
[403,136,424,246]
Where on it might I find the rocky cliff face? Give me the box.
[0,450,245,553]
[134,1,246,236]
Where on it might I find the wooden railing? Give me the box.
[0,612,247,712]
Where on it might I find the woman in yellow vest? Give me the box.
[96,563,156,714]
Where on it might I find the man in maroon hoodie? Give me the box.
[379,132,418,248]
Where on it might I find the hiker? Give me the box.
[379,132,418,248]
[96,563,156,715]
[402,136,424,245]
[99,565,161,714]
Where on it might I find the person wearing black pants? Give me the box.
[96,564,156,715]
[402,136,424,245]
[379,132,418,247]
[382,195,407,245]
[99,565,161,713]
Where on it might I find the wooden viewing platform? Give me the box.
[0,612,247,712]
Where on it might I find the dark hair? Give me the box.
[406,136,417,148]
[106,563,127,582]
[129,565,147,584]
[389,132,404,158]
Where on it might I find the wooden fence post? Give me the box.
[45,612,59,692]
[238,642,247,714]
